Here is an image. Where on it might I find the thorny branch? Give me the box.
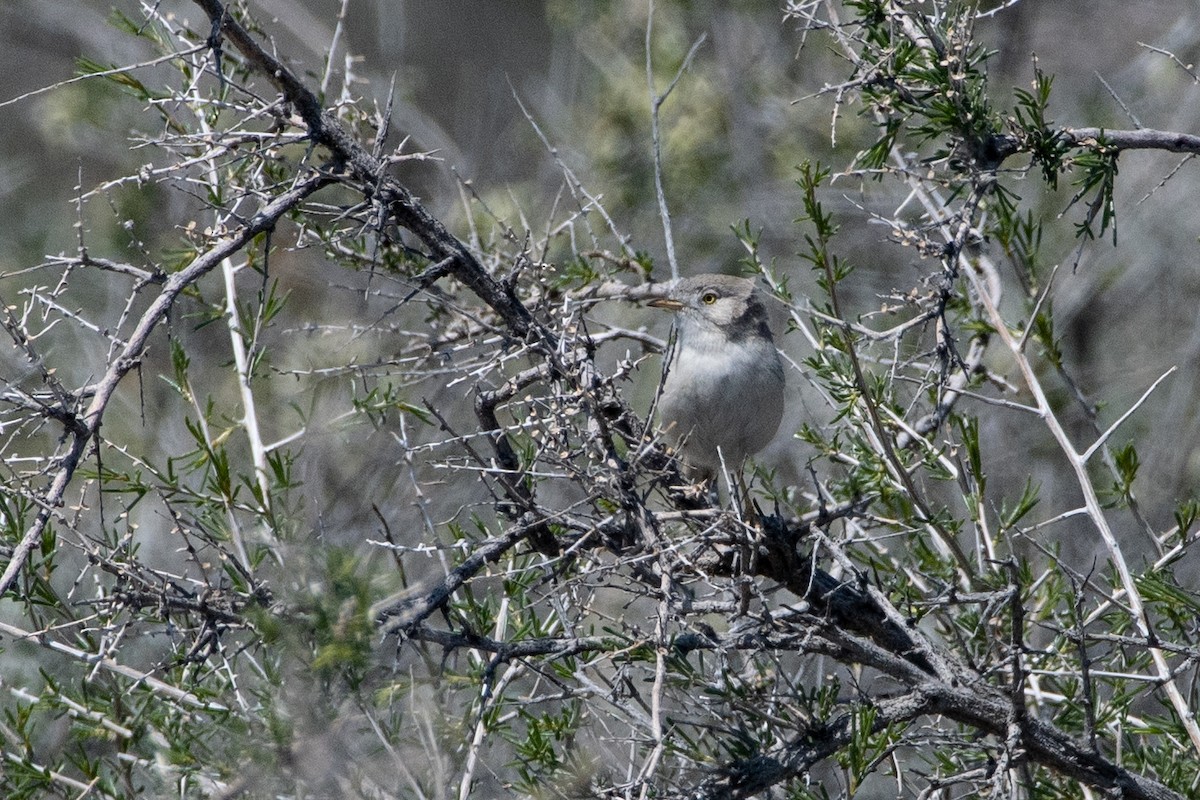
[1,1,1197,797]
[0,172,331,599]
[181,1,1200,796]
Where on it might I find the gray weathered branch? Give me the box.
[1063,127,1200,154]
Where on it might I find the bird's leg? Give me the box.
[732,470,754,524]
[663,458,715,509]
[671,477,714,505]
[715,450,757,521]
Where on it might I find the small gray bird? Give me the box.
[648,274,785,481]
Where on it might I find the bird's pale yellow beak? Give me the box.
[647,297,683,311]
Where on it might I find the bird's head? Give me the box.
[648,274,772,343]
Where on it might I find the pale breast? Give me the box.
[659,331,784,479]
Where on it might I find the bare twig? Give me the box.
[646,0,707,280]
[0,173,330,599]
[1062,127,1200,154]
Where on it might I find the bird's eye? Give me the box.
[701,292,718,305]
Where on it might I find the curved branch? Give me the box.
[194,0,546,346]
[0,173,331,600]
[404,509,1184,799]
[426,548,1183,800]
[693,676,1183,800]
[182,5,1197,798]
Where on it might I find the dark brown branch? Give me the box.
[693,677,1184,800]
[688,690,931,799]
[194,0,547,347]
[689,517,1182,800]
[921,682,1183,800]
[182,6,1195,799]
[408,569,1183,800]
[474,385,561,555]
[686,505,938,676]
[406,625,613,661]
[371,519,538,634]
[682,601,1182,800]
